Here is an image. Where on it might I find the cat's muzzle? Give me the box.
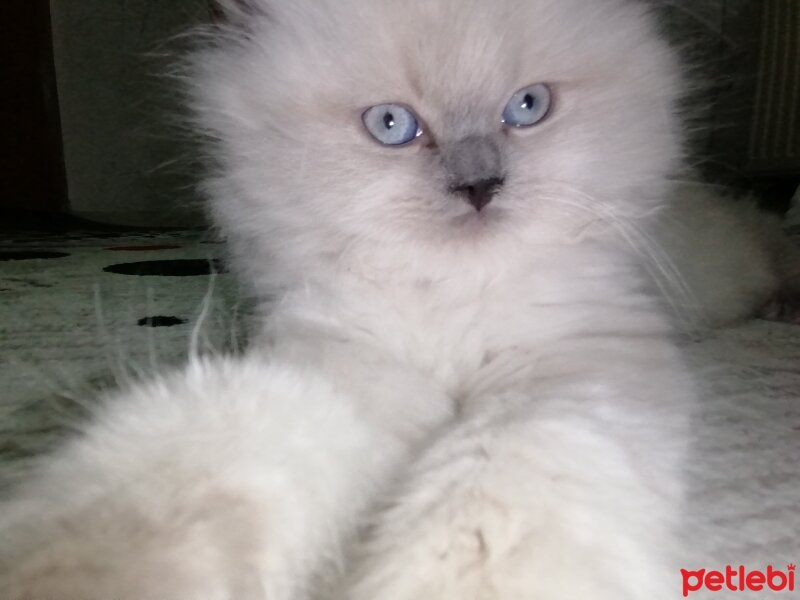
[443,135,505,212]
[449,177,505,212]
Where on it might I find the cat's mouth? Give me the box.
[448,204,507,230]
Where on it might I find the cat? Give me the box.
[0,0,796,598]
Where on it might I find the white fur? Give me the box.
[0,0,792,598]
[0,354,453,598]
[651,184,799,328]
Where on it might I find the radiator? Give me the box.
[747,0,800,174]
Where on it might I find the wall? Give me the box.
[49,0,207,226]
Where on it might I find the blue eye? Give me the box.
[362,104,422,146]
[502,83,552,128]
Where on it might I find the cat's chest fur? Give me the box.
[265,240,669,400]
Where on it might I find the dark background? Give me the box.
[0,1,67,215]
[1,0,798,227]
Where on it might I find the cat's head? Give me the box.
[191,0,684,290]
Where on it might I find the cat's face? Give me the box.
[194,0,684,285]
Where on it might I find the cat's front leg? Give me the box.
[337,383,688,600]
[0,351,453,600]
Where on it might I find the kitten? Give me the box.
[0,0,794,598]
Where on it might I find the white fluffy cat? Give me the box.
[1,0,796,598]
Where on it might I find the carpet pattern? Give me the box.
[0,228,242,471]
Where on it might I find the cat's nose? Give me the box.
[450,177,505,212]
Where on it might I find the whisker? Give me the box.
[533,182,705,334]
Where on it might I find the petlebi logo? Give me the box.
[681,564,796,597]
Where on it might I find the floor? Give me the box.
[0,224,243,469]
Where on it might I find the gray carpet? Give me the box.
[684,320,800,587]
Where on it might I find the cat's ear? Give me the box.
[209,0,270,27]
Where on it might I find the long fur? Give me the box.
[0,0,793,598]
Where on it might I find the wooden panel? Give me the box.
[747,0,800,174]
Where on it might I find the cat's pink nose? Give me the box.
[450,177,505,212]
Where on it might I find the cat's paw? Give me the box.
[3,562,251,600]
[337,490,668,600]
[1,517,268,600]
